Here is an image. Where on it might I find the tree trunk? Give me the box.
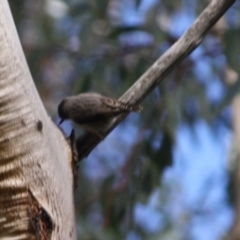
[0,0,237,239]
[0,1,76,239]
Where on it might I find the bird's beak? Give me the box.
[58,119,65,126]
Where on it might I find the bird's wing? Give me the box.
[101,97,142,113]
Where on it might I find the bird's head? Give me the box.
[58,99,68,125]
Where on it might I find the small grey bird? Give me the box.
[58,93,142,138]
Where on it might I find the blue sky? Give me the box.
[55,0,235,238]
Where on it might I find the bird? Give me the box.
[58,92,142,138]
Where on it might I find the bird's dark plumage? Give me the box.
[58,93,142,136]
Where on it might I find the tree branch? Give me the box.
[77,0,235,159]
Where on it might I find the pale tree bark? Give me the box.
[208,4,240,240]
[0,1,76,239]
[229,98,240,240]
[226,69,240,240]
[0,0,236,239]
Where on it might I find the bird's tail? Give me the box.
[119,101,143,113]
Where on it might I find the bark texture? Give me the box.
[0,0,237,239]
[0,1,76,239]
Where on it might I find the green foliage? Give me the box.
[8,0,240,239]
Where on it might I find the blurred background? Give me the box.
[8,0,240,239]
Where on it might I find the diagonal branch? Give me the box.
[77,0,236,160]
